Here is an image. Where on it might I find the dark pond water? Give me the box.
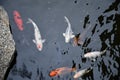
[1,0,120,80]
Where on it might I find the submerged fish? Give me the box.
[84,49,107,60]
[73,25,91,46]
[27,18,45,51]
[73,33,83,46]
[13,10,23,31]
[73,67,92,79]
[63,16,75,43]
[49,66,76,77]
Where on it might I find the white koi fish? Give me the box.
[63,16,75,43]
[84,49,107,60]
[73,67,92,79]
[27,18,45,51]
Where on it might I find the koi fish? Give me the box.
[13,10,23,31]
[73,33,83,46]
[73,25,91,46]
[49,66,76,77]
[84,49,107,61]
[63,16,75,43]
[27,18,45,51]
[73,67,92,79]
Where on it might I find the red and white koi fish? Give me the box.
[73,67,92,79]
[27,18,45,51]
[73,25,91,46]
[13,10,23,31]
[63,16,75,43]
[84,49,107,60]
[49,66,76,77]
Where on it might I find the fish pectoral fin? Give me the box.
[42,39,46,43]
[33,39,36,44]
[70,35,75,38]
[63,33,66,37]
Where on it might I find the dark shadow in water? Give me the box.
[11,63,32,79]
[91,24,97,36]
[98,15,104,27]
[39,71,45,80]
[99,12,120,80]
[103,0,120,13]
[4,49,17,80]
[36,68,45,80]
[74,0,77,4]
[106,14,114,24]
[19,63,32,79]
[83,15,90,28]
[9,25,13,34]
[100,13,120,48]
[82,37,91,47]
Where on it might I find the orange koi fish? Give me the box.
[49,66,76,77]
[13,10,23,31]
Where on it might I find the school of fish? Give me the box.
[13,10,108,79]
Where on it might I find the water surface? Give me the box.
[0,0,120,80]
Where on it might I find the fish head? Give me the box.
[37,44,42,51]
[49,70,58,77]
[13,10,20,17]
[73,72,81,79]
[65,36,70,43]
[84,53,91,58]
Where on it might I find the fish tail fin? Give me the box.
[101,48,108,54]
[64,16,71,28]
[86,67,93,73]
[72,64,77,72]
[26,18,32,23]
[88,67,93,71]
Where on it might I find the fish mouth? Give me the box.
[65,40,69,43]
[38,48,42,51]
[65,38,70,43]
[37,47,42,51]
[49,71,57,77]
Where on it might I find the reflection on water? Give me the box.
[0,0,120,80]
